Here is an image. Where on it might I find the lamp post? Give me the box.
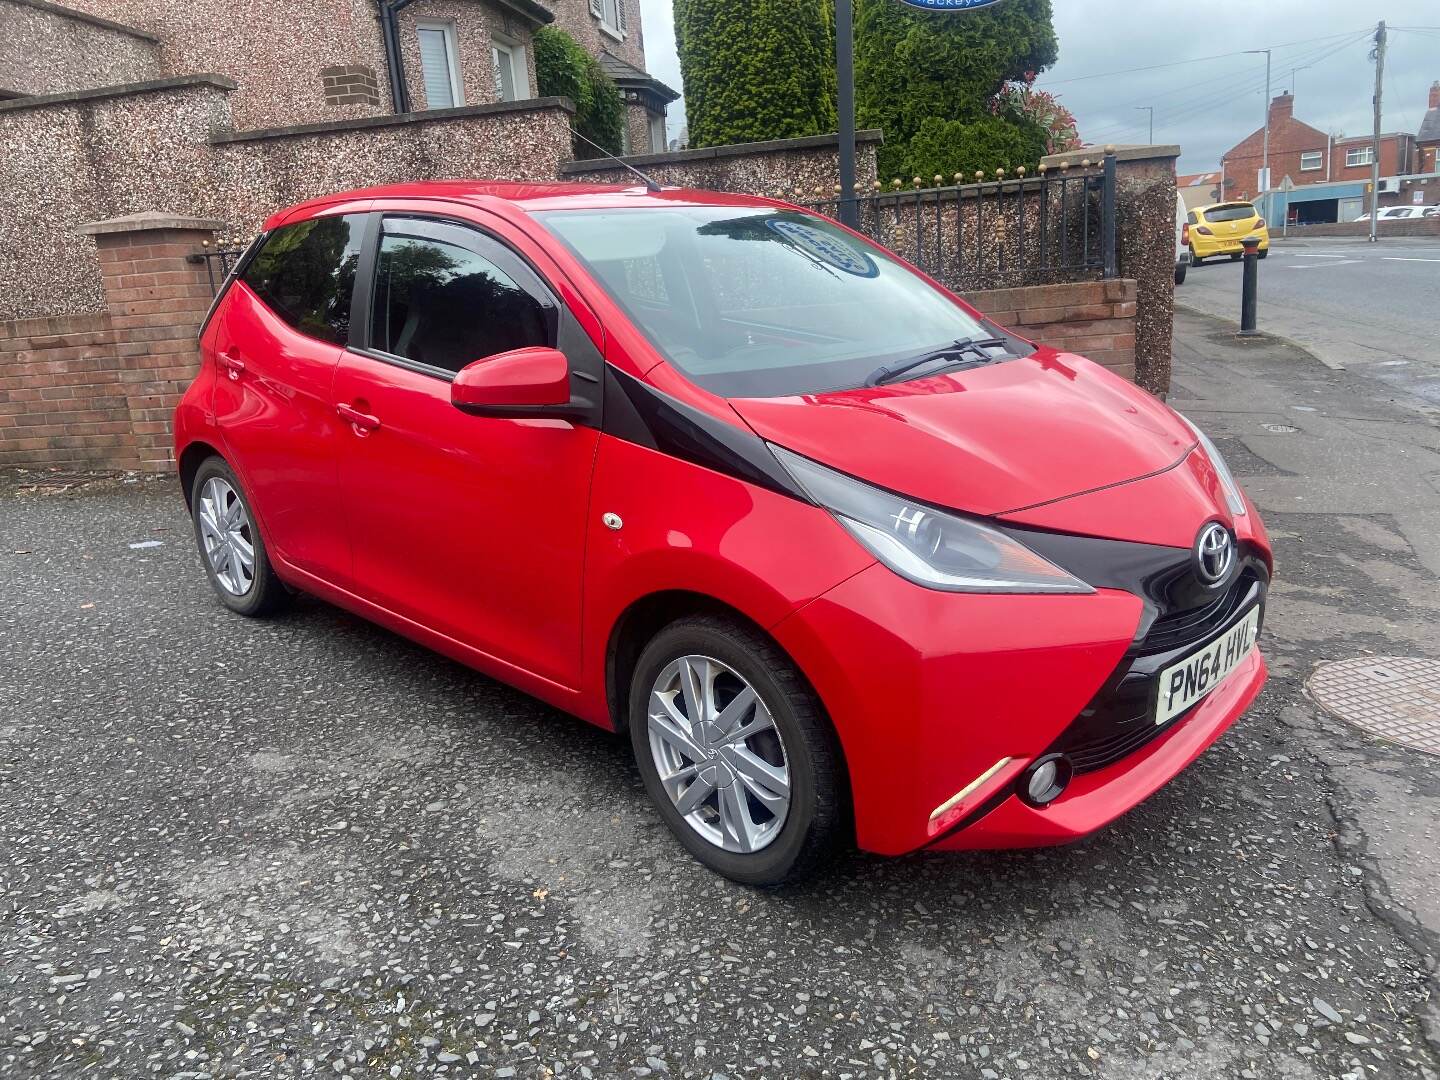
[1245,48,1272,193]
[1135,106,1153,144]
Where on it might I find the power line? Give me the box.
[1036,28,1373,87]
[1076,31,1372,143]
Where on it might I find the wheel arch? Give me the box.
[177,439,224,508]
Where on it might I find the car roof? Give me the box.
[266,180,787,230]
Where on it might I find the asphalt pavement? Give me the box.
[3,314,1440,1079]
[1177,236,1440,407]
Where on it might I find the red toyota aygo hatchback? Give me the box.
[176,181,1270,884]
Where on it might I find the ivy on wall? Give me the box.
[534,26,625,158]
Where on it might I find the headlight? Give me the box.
[1175,413,1247,517]
[770,445,1092,594]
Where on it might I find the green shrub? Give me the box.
[534,26,624,158]
[674,0,836,148]
[855,0,1058,181]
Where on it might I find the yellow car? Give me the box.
[1186,202,1269,264]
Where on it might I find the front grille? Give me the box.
[1142,569,1260,654]
[1048,567,1266,775]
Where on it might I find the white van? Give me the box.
[1175,192,1189,285]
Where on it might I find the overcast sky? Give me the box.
[636,2,1439,174]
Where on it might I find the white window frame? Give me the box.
[1345,145,1374,168]
[490,35,529,102]
[594,0,626,40]
[648,112,666,153]
[1299,150,1323,172]
[416,20,464,110]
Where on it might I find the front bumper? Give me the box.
[772,531,1269,857]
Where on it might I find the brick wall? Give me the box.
[0,214,218,472]
[964,280,1139,382]
[0,314,131,470]
[1282,218,1440,239]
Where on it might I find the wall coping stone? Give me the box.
[212,96,577,145]
[0,74,236,114]
[560,129,885,174]
[1042,144,1181,166]
[78,213,225,236]
[0,0,161,43]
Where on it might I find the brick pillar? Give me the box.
[78,213,223,472]
[1041,145,1181,397]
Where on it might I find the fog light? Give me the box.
[1020,753,1072,807]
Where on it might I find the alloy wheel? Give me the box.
[646,655,792,853]
[197,476,255,596]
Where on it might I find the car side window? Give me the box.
[369,232,551,374]
[241,214,365,345]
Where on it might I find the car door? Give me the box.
[332,212,602,688]
[211,205,370,585]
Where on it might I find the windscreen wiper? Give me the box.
[865,336,1010,387]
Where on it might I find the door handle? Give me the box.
[336,402,381,433]
[218,350,246,380]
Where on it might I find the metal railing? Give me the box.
[188,243,248,294]
[800,152,1118,292]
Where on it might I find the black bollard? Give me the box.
[1237,236,1260,337]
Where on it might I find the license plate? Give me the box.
[1155,606,1261,725]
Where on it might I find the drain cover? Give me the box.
[1307,657,1440,758]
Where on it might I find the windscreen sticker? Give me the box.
[766,219,878,278]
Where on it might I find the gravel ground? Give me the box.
[2,322,1439,1078]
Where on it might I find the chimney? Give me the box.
[1431,81,1440,110]
[1269,93,1294,122]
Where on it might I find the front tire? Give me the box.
[1174,262,1187,285]
[628,615,846,886]
[190,456,289,617]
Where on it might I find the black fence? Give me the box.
[802,152,1117,293]
[188,244,247,295]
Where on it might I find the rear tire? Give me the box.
[189,456,289,618]
[1189,245,1203,267]
[1258,249,1268,259]
[628,615,847,886]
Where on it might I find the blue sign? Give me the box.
[893,0,1005,9]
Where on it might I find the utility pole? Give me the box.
[1246,48,1272,195]
[835,0,857,228]
[1136,106,1154,144]
[1369,20,1386,243]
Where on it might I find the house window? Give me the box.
[491,37,529,102]
[592,0,626,38]
[1345,145,1374,168]
[417,21,463,110]
[1299,150,1322,171]
[648,113,666,153]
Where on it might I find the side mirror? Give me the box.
[451,347,574,417]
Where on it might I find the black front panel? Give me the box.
[1049,560,1266,774]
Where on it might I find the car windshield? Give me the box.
[537,206,1004,397]
[1204,203,1259,222]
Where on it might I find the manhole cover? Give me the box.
[1261,423,1298,433]
[1307,656,1440,757]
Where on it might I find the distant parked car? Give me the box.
[1187,202,1268,265]
[1355,206,1426,222]
[1424,206,1440,219]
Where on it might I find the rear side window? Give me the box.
[241,214,366,345]
[1203,203,1258,223]
[369,234,550,374]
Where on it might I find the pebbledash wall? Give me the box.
[0,0,161,96]
[0,77,576,321]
